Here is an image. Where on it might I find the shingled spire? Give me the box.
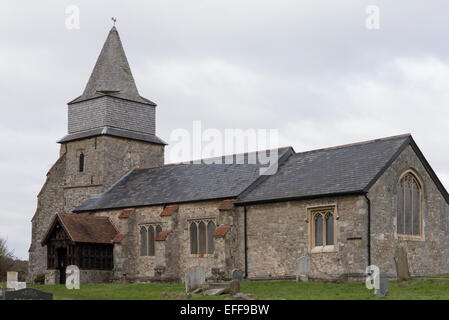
[59,27,166,145]
[70,27,155,106]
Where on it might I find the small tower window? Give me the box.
[79,153,85,172]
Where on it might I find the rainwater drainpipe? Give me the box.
[244,206,248,278]
[364,193,371,267]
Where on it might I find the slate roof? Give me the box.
[73,133,449,212]
[73,147,293,212]
[42,214,118,245]
[68,27,155,106]
[237,134,411,204]
[57,126,167,145]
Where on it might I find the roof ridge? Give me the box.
[293,134,411,157]
[135,146,293,171]
[62,213,109,220]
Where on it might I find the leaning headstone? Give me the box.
[394,246,410,281]
[185,266,205,293]
[5,288,53,300]
[296,256,310,282]
[7,281,26,291]
[203,288,226,296]
[374,274,389,297]
[228,279,240,295]
[233,292,255,300]
[231,269,244,283]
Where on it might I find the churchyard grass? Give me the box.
[3,277,449,300]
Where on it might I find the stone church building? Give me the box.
[28,27,449,284]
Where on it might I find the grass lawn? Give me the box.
[3,277,449,300]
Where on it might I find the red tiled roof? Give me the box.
[42,214,118,245]
[119,208,135,219]
[160,205,178,217]
[155,231,172,241]
[218,199,236,210]
[113,233,127,244]
[213,225,231,237]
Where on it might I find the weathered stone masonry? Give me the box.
[369,145,449,278]
[244,195,368,281]
[28,136,164,282]
[28,26,166,283]
[92,200,244,282]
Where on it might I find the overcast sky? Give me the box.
[1,1,449,259]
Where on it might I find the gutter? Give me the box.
[244,206,248,278]
[364,193,371,267]
[236,190,365,206]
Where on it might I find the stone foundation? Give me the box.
[45,269,112,285]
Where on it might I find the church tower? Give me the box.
[28,27,166,282]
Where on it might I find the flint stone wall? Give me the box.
[369,145,449,278]
[28,135,164,283]
[93,200,243,282]
[245,195,368,280]
[45,269,112,285]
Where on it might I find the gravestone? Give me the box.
[7,271,18,283]
[296,256,310,282]
[394,246,410,280]
[4,288,53,300]
[7,281,26,291]
[203,288,226,296]
[231,269,244,283]
[374,274,389,297]
[0,287,5,300]
[228,279,240,295]
[185,266,205,293]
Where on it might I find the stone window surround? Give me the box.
[188,218,216,257]
[139,223,163,257]
[394,169,425,242]
[76,149,85,173]
[307,205,338,254]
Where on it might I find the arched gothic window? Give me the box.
[140,227,147,256]
[198,222,207,254]
[397,172,422,236]
[148,226,155,256]
[190,222,198,254]
[207,221,216,254]
[311,208,335,248]
[314,214,323,246]
[79,153,85,172]
[156,225,162,236]
[140,225,160,256]
[325,213,334,246]
[189,220,216,255]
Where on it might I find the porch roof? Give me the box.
[42,214,118,245]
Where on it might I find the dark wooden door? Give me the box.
[57,248,67,284]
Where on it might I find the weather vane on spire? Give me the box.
[111,17,117,27]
